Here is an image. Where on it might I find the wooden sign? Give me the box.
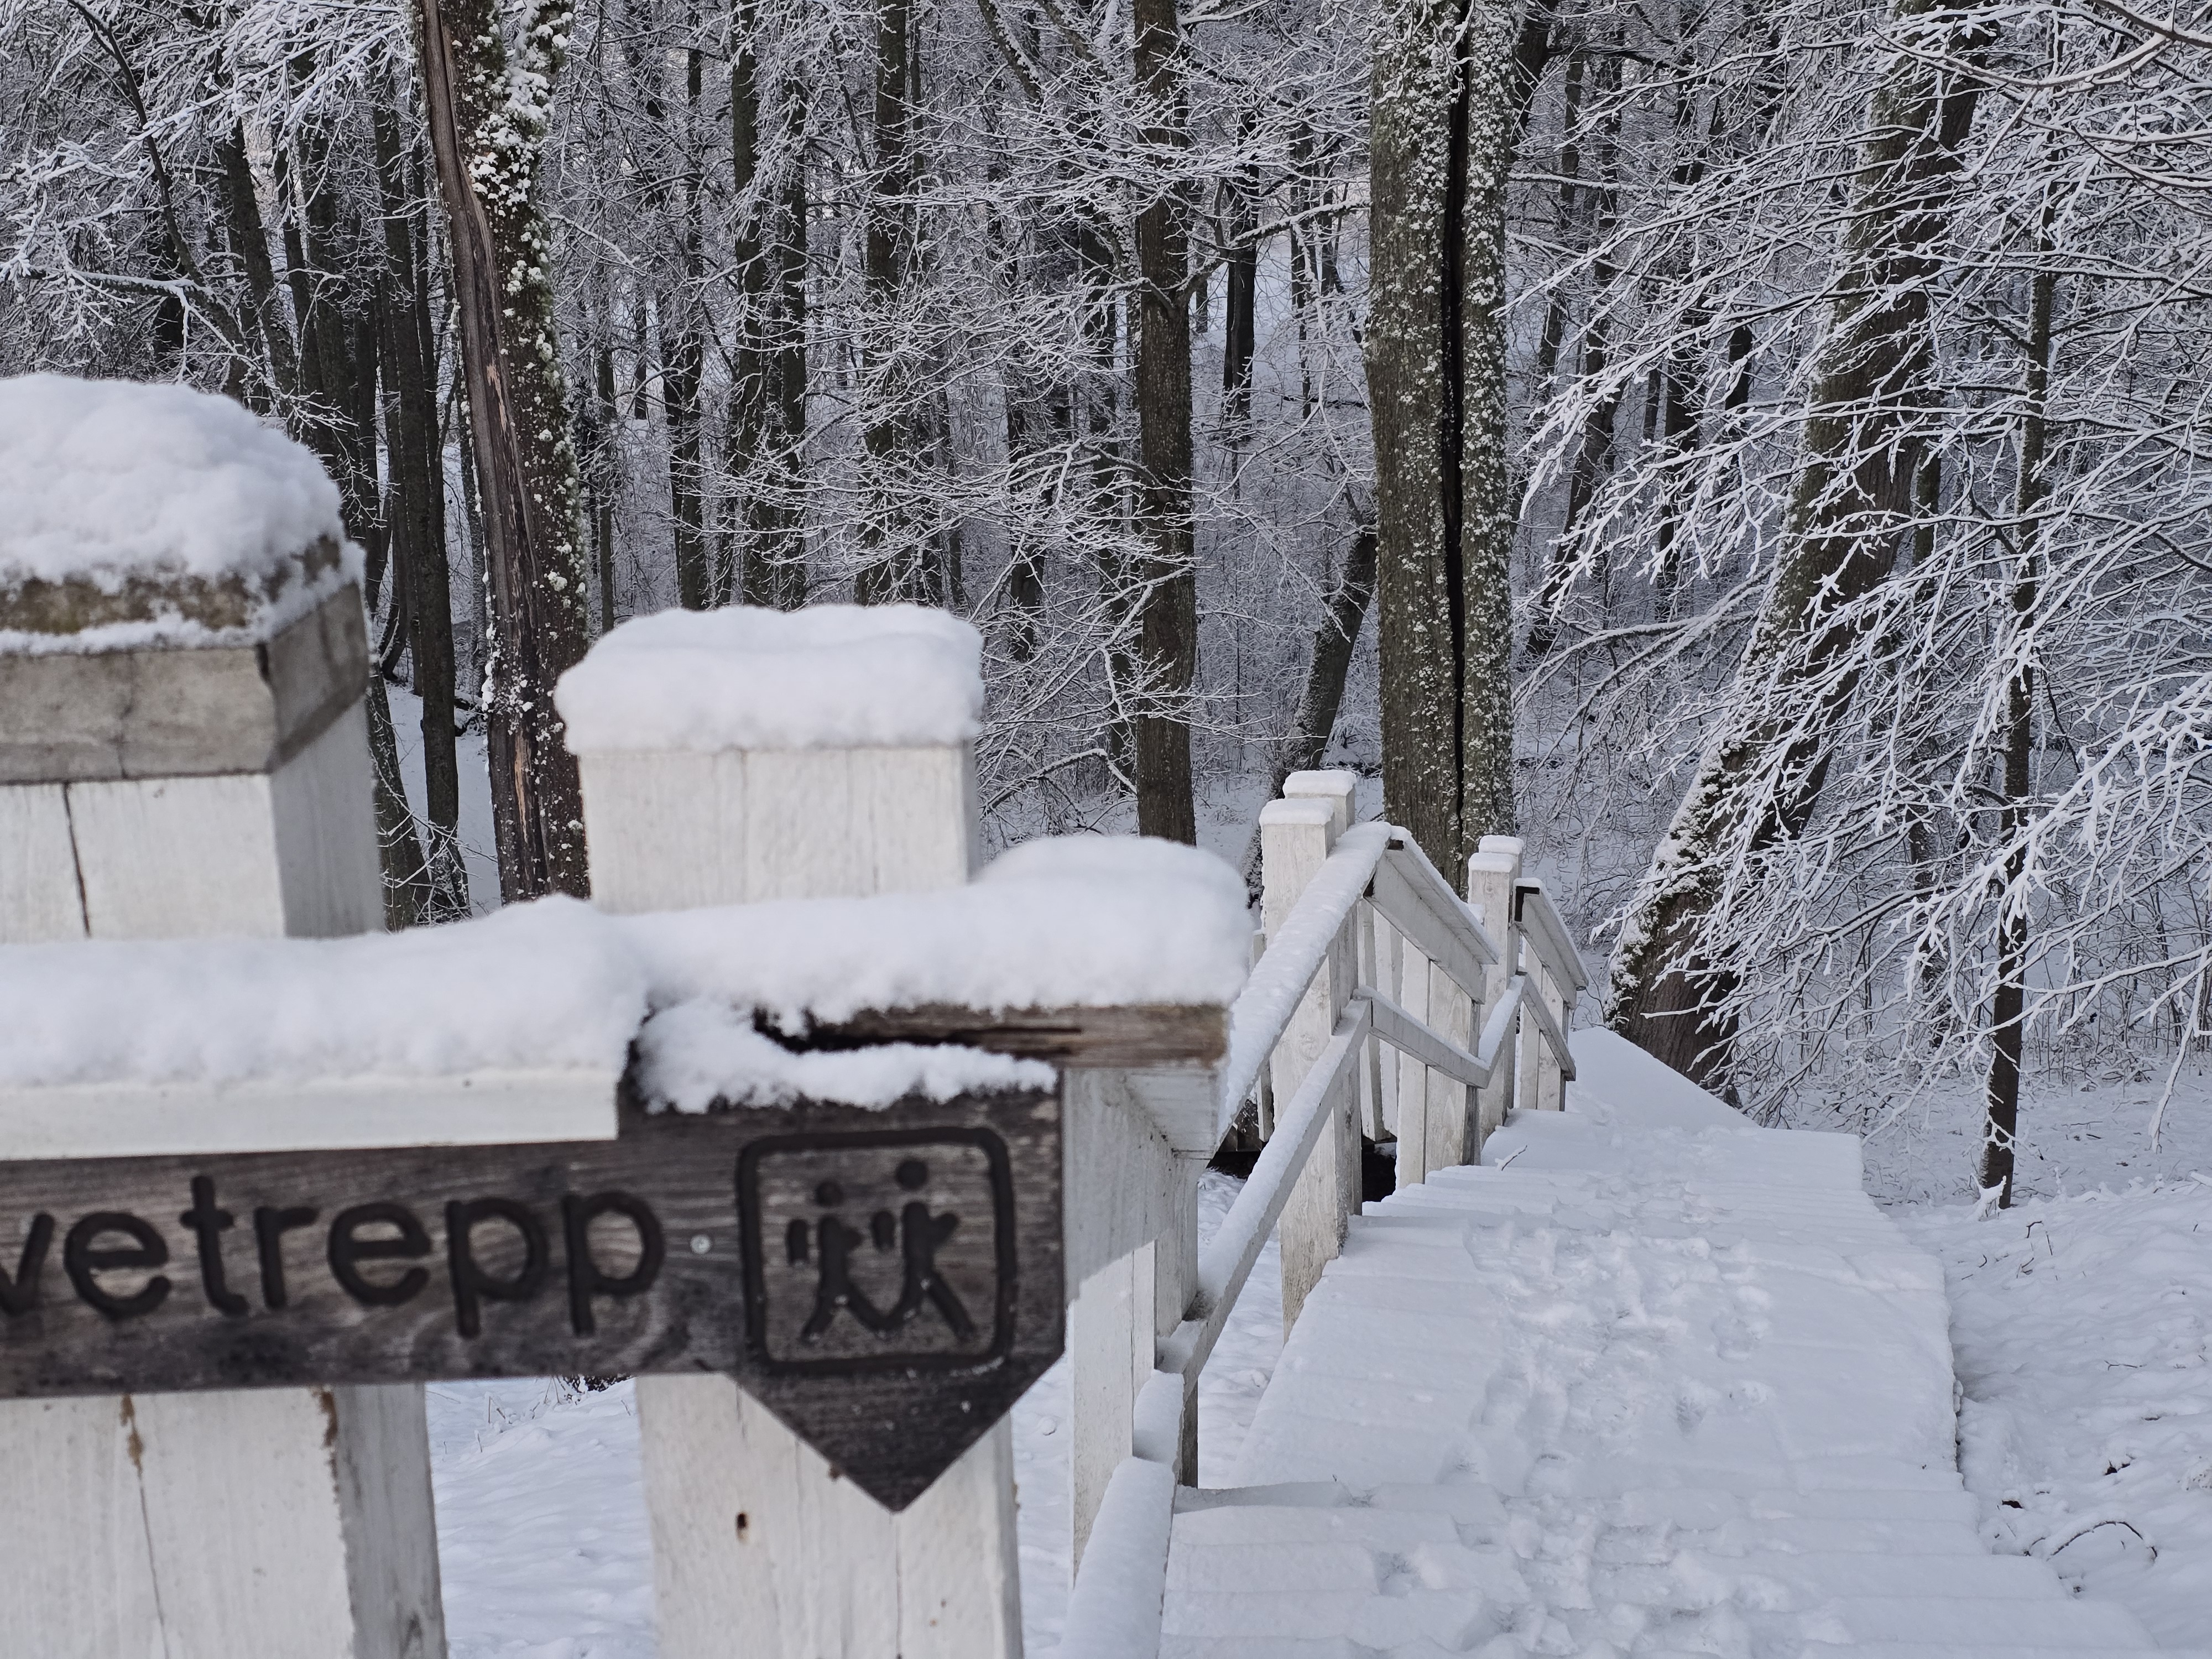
[0,1085,1062,1510]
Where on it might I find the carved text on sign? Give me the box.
[0,1088,1062,1509]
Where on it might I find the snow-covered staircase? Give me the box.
[1158,1031,2185,1657]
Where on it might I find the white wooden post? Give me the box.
[1267,771,1359,1331]
[570,619,1020,1659]
[1070,1239,1153,1561]
[0,528,442,1649]
[1061,1064,1197,1554]
[1468,837,1524,1149]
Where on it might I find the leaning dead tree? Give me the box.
[413,0,593,900]
[1604,0,1990,1087]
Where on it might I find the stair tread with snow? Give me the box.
[1156,1030,2166,1656]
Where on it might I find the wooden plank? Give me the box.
[1264,794,1357,1332]
[1466,845,1521,1151]
[67,771,289,940]
[0,582,366,785]
[269,701,388,938]
[1515,878,1590,991]
[1520,966,1579,1086]
[583,725,1019,1659]
[1392,931,1432,1187]
[1425,956,1474,1172]
[1062,1071,1178,1289]
[1157,1001,1370,1384]
[1069,1243,1147,1564]
[1358,987,1487,1089]
[1369,846,1493,996]
[0,1067,618,1162]
[804,1001,1225,1070]
[0,1089,1062,1512]
[1056,1455,1174,1659]
[0,783,86,942]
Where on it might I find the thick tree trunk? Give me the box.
[1453,0,1518,844]
[1605,0,1990,1084]
[1132,0,1198,844]
[414,0,594,902]
[1368,0,1536,875]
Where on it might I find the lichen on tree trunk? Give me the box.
[412,0,593,902]
[1369,0,1530,879]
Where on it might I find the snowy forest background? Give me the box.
[8,0,2212,1195]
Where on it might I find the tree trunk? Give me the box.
[1982,207,2054,1207]
[414,0,594,902]
[763,148,811,609]
[1368,0,1538,875]
[1132,0,1198,844]
[854,0,917,604]
[726,0,773,607]
[1279,518,1379,792]
[1605,0,1991,1084]
[593,342,620,633]
[374,91,468,921]
[665,39,710,611]
[217,122,297,404]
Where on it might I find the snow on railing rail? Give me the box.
[1218,821,1391,1129]
[1065,784,1585,1659]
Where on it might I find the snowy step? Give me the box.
[1811,1595,2158,1647]
[1159,1585,1506,1646]
[1629,1549,2062,1601]
[1620,1485,1980,1525]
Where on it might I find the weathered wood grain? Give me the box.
[804,1001,1227,1070]
[0,578,367,784]
[0,1089,1062,1511]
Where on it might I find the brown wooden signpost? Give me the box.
[0,1084,1063,1511]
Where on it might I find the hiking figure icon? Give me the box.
[786,1162,973,1343]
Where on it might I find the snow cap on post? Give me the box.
[554,603,983,754]
[0,374,367,785]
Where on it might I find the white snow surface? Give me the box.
[634,998,1055,1111]
[555,602,983,753]
[634,834,1251,1031]
[1160,1034,2169,1657]
[0,897,639,1087]
[0,375,351,643]
[0,836,1247,1091]
[1902,1179,2212,1650]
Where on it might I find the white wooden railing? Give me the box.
[1060,771,1584,1657]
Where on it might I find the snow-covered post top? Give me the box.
[0,375,368,787]
[556,603,983,910]
[0,375,378,941]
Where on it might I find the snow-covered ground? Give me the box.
[429,1169,1282,1657]
[1804,1061,2212,1651]
[1791,1060,2212,1207]
[1901,1171,2212,1650]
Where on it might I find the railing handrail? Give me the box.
[1065,806,1582,1659]
[1218,821,1391,1130]
[1515,876,1589,993]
